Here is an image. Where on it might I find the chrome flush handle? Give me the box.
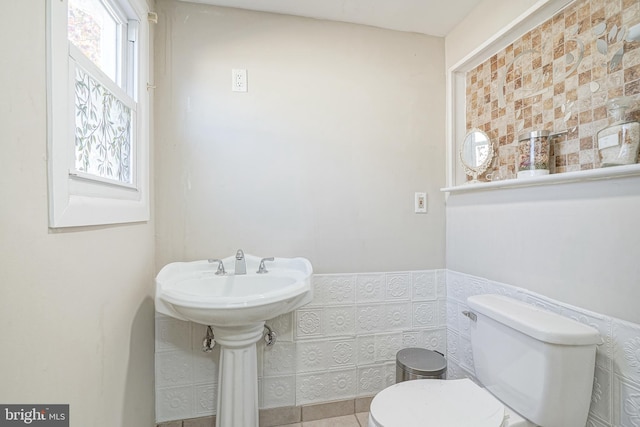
[462,310,477,322]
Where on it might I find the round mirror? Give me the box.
[460,130,494,183]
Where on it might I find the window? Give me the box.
[68,0,134,186]
[68,0,120,82]
[47,0,150,228]
[73,65,133,184]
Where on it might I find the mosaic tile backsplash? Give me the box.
[466,0,640,180]
[154,270,447,423]
[446,270,640,427]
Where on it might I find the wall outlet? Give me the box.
[232,69,247,92]
[414,192,427,213]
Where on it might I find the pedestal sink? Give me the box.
[155,254,313,427]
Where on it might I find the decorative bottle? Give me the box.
[597,97,640,167]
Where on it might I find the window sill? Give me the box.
[441,163,640,194]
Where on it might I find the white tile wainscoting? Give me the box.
[445,271,640,427]
[155,270,447,423]
[155,269,640,427]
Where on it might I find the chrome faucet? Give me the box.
[235,249,246,275]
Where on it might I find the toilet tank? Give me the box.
[466,295,599,427]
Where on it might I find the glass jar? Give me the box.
[597,97,640,167]
[517,130,550,178]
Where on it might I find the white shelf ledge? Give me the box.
[441,164,640,193]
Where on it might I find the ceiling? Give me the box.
[179,0,484,37]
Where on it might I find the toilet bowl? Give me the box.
[367,294,600,427]
[368,378,534,427]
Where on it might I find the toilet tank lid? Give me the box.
[467,295,600,345]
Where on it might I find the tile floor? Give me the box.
[276,413,369,427]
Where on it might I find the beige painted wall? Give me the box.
[154,0,446,273]
[444,0,539,69]
[0,1,156,426]
[444,0,640,323]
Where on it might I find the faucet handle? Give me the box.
[257,257,275,274]
[208,259,226,275]
[236,249,245,260]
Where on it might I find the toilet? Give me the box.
[368,294,600,427]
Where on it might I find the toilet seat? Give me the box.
[368,379,506,427]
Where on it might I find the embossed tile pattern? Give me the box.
[293,270,447,406]
[157,267,640,427]
[263,375,297,409]
[155,269,446,422]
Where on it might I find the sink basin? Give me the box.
[156,254,313,427]
[156,254,313,326]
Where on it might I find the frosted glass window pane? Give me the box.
[74,66,132,183]
[68,0,118,83]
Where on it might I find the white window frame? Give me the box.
[46,0,150,228]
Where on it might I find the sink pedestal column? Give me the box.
[213,322,265,427]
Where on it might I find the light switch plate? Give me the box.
[415,192,427,213]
